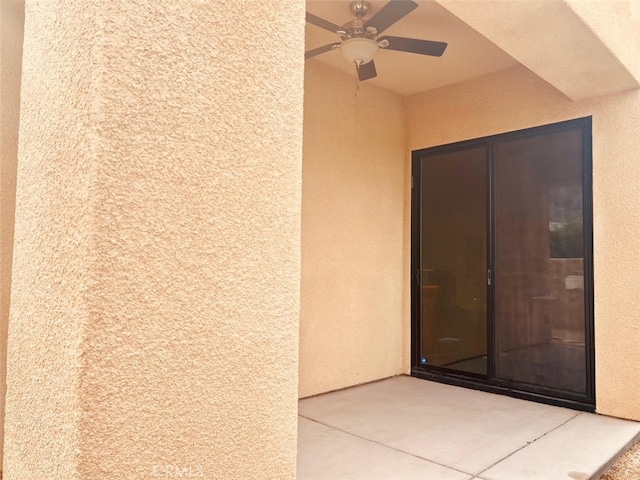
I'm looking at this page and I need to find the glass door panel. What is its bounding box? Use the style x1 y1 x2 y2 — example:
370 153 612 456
419 147 488 375
493 129 587 394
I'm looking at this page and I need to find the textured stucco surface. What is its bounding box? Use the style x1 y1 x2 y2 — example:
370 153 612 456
406 65 640 421
300 60 406 398
4 0 92 477
565 0 640 83
0 0 24 472
5 1 304 479
435 0 640 100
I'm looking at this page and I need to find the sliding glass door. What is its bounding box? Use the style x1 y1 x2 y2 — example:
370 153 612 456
411 118 594 408
493 129 588 395
418 146 488 376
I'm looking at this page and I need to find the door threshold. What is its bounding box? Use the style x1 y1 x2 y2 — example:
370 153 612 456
411 368 595 412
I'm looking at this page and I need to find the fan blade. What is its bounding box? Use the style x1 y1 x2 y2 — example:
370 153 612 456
357 60 377 81
305 43 341 60
379 36 447 57
306 12 342 34
365 0 418 35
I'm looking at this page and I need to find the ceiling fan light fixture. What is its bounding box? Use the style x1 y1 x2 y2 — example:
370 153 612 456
340 37 379 65
305 0 448 82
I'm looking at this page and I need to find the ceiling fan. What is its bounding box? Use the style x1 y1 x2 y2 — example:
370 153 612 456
305 0 448 81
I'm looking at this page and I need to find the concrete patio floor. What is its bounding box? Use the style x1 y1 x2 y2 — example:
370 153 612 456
297 376 640 480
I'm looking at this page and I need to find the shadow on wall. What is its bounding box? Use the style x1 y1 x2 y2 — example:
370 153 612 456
0 0 25 473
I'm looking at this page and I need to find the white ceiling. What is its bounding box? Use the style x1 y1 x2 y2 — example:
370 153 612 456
305 0 519 96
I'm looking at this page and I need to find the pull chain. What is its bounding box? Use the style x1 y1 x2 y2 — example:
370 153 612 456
354 62 361 99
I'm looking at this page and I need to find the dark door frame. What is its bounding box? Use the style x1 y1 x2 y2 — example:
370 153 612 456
410 117 595 412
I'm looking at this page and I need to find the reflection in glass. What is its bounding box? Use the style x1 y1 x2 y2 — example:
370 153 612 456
494 129 587 394
549 186 583 259
419 147 487 375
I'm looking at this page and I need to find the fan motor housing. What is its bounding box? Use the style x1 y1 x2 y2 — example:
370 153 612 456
341 19 377 39
341 1 379 40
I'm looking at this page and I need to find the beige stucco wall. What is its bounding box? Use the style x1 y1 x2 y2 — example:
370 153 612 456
4 1 304 479
565 0 640 83
406 65 640 421
0 0 24 472
434 0 639 101
300 60 406 398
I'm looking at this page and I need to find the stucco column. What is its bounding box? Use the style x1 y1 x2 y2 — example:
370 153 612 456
4 1 304 479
